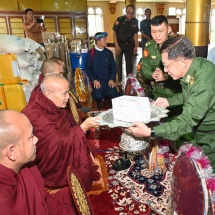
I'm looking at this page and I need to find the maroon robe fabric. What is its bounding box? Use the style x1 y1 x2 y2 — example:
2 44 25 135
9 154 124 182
22 89 100 191
28 74 44 103
29 74 97 155
0 164 77 215
29 74 82 126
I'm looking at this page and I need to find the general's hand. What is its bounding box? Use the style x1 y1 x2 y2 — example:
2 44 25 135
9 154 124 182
80 117 99 133
125 122 151 138
93 80 101 89
152 68 167 82
154 97 169 108
108 80 116 88
115 45 121 55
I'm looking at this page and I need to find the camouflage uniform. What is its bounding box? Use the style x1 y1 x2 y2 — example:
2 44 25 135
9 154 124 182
141 39 182 100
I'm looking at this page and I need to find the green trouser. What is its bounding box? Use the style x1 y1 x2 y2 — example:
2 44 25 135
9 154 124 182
194 131 215 173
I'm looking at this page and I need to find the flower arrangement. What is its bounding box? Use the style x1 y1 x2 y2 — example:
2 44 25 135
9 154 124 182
179 143 215 214
127 73 144 97
74 68 89 102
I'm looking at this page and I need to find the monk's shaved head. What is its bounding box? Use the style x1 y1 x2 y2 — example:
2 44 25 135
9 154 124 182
0 110 37 172
0 110 24 151
40 74 68 94
41 59 63 76
40 74 70 108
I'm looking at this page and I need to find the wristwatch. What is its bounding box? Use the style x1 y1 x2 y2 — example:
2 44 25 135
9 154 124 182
151 128 155 137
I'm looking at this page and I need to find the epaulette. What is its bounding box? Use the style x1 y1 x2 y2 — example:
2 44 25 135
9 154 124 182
145 39 154 47
118 16 123 20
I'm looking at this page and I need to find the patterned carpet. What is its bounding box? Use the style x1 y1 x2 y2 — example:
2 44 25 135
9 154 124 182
89 126 178 215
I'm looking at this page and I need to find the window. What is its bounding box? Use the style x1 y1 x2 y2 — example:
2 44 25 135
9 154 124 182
88 7 104 37
209 9 215 49
169 7 176 16
136 8 145 30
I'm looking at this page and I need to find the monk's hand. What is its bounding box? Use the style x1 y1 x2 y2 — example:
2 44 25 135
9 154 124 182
108 80 116 88
80 117 99 132
154 97 169 108
93 80 101 89
125 122 151 138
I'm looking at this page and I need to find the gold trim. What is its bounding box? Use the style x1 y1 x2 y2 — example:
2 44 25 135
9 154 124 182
69 96 80 124
70 173 91 215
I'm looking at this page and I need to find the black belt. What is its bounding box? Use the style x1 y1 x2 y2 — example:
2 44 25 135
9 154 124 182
117 39 134 44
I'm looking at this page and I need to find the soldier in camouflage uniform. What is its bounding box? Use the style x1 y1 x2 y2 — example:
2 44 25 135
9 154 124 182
138 15 182 119
128 36 215 172
137 15 181 102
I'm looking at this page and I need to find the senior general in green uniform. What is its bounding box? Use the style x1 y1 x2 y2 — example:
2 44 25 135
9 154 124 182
128 36 215 172
137 15 181 101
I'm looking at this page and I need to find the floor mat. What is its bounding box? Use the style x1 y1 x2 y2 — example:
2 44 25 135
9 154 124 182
89 126 178 215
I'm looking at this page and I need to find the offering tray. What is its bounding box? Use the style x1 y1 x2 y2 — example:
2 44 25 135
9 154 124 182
119 132 149 152
98 106 169 128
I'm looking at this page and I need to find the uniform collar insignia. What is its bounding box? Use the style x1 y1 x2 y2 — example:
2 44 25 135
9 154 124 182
186 75 191 83
189 76 194 86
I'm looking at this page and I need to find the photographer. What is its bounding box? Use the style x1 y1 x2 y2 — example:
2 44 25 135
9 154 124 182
23 8 47 47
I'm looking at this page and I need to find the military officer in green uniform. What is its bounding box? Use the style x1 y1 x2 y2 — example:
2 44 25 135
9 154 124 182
128 36 215 172
137 15 181 101
113 4 139 84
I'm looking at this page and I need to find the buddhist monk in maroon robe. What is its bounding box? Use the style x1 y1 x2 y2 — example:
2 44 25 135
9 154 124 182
29 59 83 126
0 110 77 215
29 59 97 154
22 74 100 191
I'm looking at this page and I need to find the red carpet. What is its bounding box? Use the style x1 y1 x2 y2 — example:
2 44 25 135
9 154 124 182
89 127 178 215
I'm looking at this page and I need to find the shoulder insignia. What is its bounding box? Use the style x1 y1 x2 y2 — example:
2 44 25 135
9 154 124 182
115 20 119 25
189 76 194 86
118 16 123 19
145 42 150 47
143 49 149 58
151 56 156 59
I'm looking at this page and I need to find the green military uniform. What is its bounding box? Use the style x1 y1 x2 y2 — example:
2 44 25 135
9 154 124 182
154 57 215 172
141 39 182 100
113 16 139 81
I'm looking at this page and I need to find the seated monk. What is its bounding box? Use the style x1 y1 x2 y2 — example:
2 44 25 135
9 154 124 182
22 74 100 191
29 59 97 154
50 56 91 122
0 110 77 215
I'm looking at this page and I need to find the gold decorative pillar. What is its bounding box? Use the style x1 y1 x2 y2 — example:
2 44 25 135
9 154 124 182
156 3 165 15
186 0 211 57
109 3 116 14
